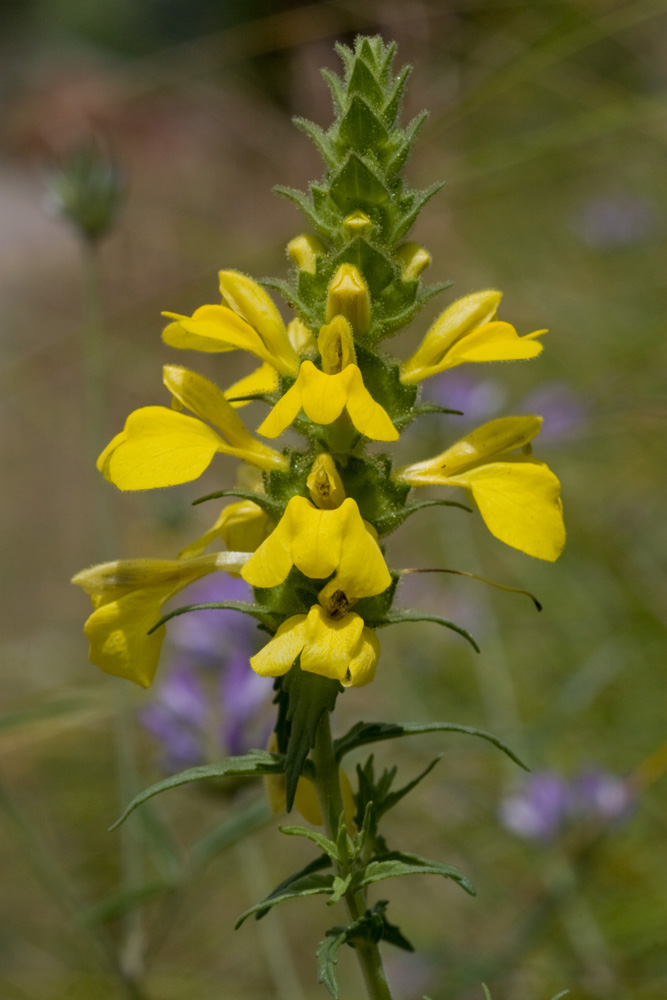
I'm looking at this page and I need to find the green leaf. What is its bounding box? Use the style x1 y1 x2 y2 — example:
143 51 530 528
279 824 339 862
110 751 286 830
79 878 175 927
339 95 389 153
321 68 345 115
373 498 473 535
317 927 347 999
328 873 352 905
482 986 492 1000
382 64 412 126
390 181 444 242
334 720 528 770
294 117 337 169
373 757 441 823
282 664 341 811
234 872 335 929
331 237 395 297
253 853 332 922
346 57 384 107
330 154 390 211
374 610 480 652
191 488 282 517
149 601 280 635
352 850 475 896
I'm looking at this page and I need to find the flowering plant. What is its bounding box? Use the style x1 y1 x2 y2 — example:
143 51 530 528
73 36 565 999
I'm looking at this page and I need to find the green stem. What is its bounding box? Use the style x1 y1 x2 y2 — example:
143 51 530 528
312 713 394 1000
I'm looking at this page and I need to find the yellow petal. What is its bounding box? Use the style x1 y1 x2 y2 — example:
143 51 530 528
287 234 326 274
97 406 225 489
299 605 365 681
224 362 279 408
162 304 266 357
250 615 307 677
447 459 565 561
346 627 380 687
218 270 298 375
400 290 502 383
441 321 544 370
317 316 356 374
179 501 272 559
342 366 399 442
287 317 316 355
293 776 324 825
256 380 304 438
299 363 348 425
395 416 543 485
241 500 303 588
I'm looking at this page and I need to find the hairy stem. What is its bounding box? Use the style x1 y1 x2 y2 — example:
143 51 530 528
312 713 394 1000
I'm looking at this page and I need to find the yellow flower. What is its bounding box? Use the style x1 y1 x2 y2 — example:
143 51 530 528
400 290 544 384
251 605 380 687
162 270 299 376
395 416 565 561
97 365 287 490
241 495 391 600
179 500 273 559
257 317 398 441
72 552 249 687
326 264 371 335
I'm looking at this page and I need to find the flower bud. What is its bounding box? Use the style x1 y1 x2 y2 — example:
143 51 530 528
286 234 326 273
325 264 371 335
317 316 356 374
395 242 431 281
47 143 124 243
307 454 346 510
343 210 372 239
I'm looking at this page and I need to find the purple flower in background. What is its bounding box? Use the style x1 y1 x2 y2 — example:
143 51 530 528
422 371 507 424
500 772 569 841
519 381 588 443
500 767 636 842
572 194 656 249
140 573 273 772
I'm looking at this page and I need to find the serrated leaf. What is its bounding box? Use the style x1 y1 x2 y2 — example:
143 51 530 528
339 95 389 152
279 824 339 862
321 68 345 115
253 853 332 921
331 237 395 297
352 850 475 896
334 719 527 770
274 185 335 238
330 154 390 212
375 610 480 653
110 751 286 830
382 65 411 126
282 664 342 811
390 181 444 242
317 927 347 999
294 117 337 169
384 111 428 176
374 757 441 822
235 872 335 928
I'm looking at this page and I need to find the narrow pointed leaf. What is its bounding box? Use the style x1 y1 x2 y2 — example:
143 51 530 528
110 751 286 830
191 488 282 517
279 824 339 862
334 720 527 770
283 665 342 811
254 853 332 921
149 600 280 634
234 872 335 928
352 850 475 896
317 928 347 999
373 610 480 652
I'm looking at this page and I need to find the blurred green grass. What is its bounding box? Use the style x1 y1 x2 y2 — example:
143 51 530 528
1 1 666 998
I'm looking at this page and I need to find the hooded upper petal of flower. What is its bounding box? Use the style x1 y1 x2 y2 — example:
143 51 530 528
179 500 273 559
162 271 299 376
72 552 250 687
97 366 287 489
250 605 380 687
395 416 565 561
241 495 391 598
400 290 544 383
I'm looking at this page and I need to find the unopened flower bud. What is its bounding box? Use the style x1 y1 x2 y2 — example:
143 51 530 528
307 454 346 510
287 234 326 273
395 242 431 281
47 142 124 243
287 317 316 355
343 210 372 239
325 264 371 335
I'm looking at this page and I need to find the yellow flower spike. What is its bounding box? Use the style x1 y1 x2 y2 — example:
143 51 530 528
224 361 279 408
306 454 346 510
325 263 371 335
219 270 299 375
394 416 565 561
257 361 398 441
317 316 356 374
343 210 372 239
241 496 392 597
287 234 326 274
72 552 249 687
395 242 432 281
400 290 544 384
250 605 380 688
179 500 273 559
287 317 317 355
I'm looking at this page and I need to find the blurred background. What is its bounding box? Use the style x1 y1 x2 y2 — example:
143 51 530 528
1 1 666 998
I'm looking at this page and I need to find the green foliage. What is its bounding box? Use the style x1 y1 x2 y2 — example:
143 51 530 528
280 666 342 810
234 871 337 928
